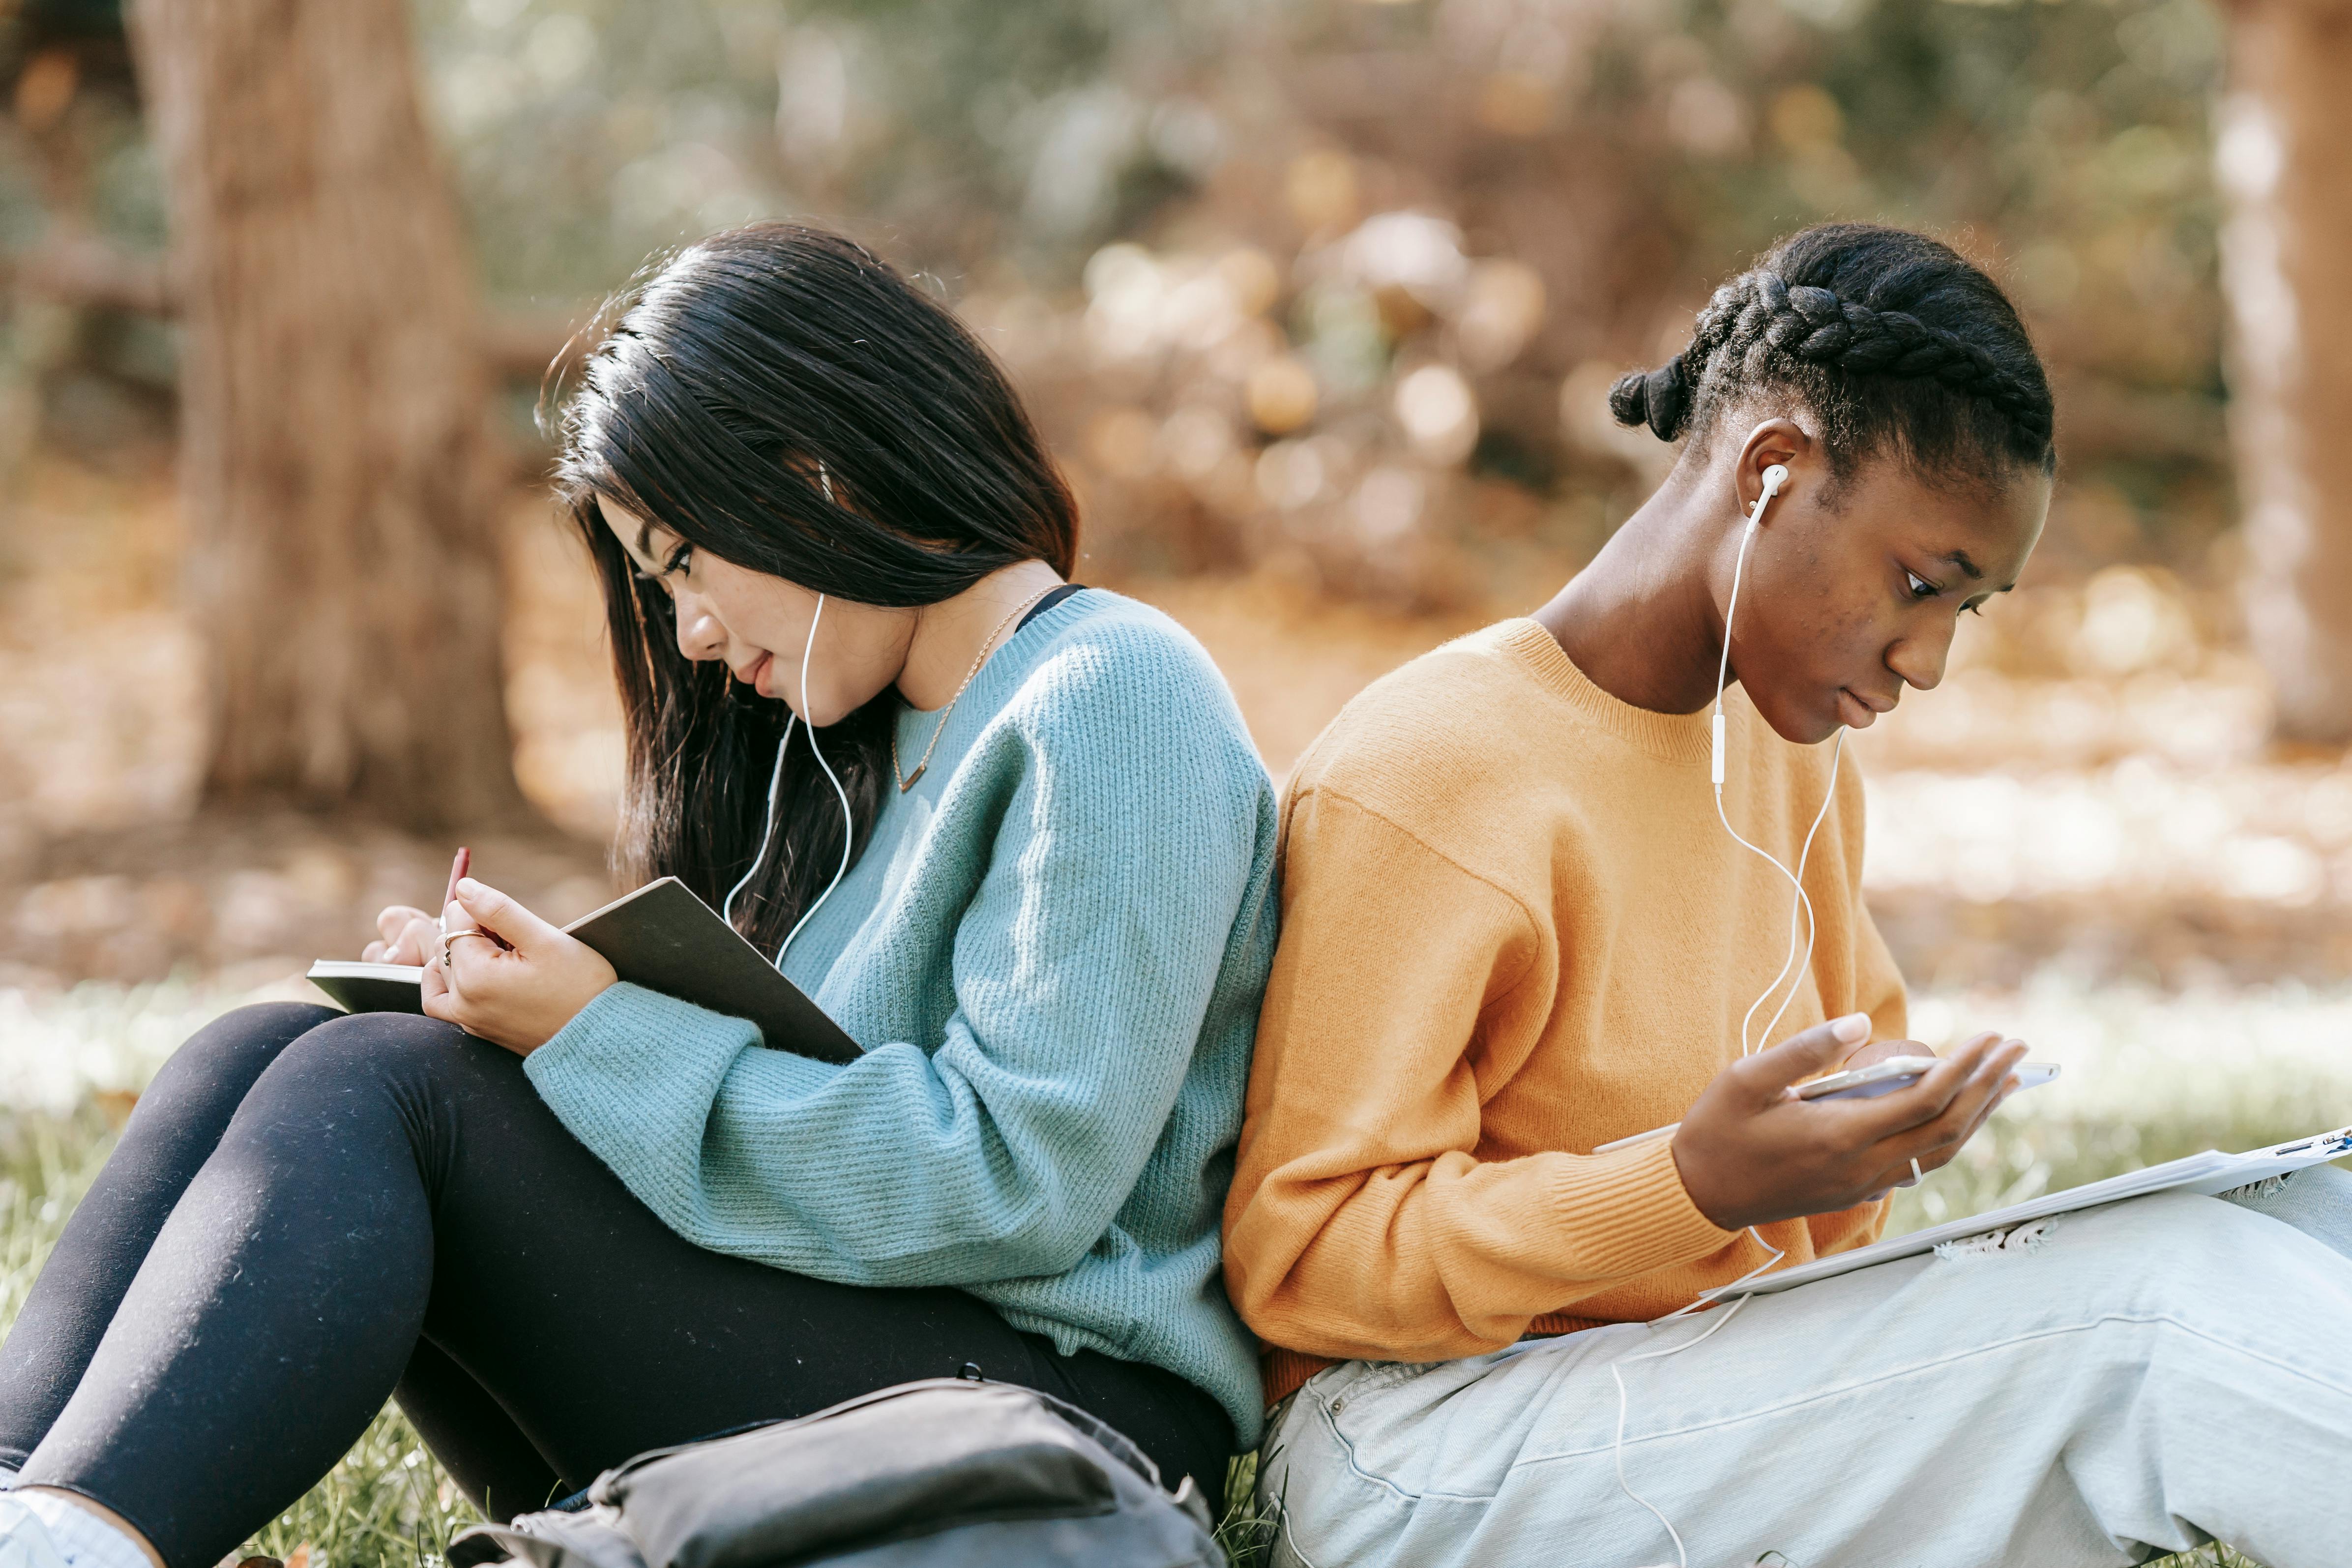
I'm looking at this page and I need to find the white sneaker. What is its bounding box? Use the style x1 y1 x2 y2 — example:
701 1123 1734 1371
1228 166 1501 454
0 1498 70 1568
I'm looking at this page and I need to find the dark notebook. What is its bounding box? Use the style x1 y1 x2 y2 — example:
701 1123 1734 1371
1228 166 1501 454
306 876 862 1064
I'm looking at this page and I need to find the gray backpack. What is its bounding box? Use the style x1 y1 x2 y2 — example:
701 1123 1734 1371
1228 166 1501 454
447 1377 1225 1568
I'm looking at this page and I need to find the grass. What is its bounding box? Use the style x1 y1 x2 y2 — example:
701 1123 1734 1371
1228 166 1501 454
3 976 2342 1567
238 1405 484 1568
0 1115 486 1567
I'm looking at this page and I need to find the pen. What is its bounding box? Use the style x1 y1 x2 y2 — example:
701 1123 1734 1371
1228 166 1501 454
439 847 469 936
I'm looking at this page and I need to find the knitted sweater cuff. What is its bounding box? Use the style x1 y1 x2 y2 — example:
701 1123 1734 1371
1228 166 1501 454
1557 1136 1743 1275
527 981 836 1122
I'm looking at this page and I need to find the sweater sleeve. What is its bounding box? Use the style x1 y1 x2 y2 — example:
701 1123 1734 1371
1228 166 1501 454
1222 789 1739 1363
525 640 1269 1288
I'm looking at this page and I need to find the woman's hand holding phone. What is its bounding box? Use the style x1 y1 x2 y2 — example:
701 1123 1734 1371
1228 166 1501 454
1670 1015 2026 1232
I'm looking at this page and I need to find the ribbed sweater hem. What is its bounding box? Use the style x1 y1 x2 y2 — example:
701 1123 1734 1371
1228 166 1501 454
1255 1139 1735 1410
1260 1309 1629 1407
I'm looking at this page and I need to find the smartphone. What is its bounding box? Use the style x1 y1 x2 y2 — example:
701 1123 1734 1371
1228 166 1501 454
1591 1056 2058 1155
1798 1056 2059 1102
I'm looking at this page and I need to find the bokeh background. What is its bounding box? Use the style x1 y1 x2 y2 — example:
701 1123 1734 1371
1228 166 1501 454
0 0 2347 1560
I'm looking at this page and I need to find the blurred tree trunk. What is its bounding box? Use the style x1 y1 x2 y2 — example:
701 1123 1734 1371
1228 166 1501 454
2220 0 2352 743
127 0 527 826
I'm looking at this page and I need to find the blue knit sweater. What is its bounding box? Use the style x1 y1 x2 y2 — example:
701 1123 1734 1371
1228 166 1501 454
525 590 1279 1442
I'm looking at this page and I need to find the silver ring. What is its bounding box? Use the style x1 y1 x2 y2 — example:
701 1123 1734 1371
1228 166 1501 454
439 928 499 967
1911 1157 1925 1185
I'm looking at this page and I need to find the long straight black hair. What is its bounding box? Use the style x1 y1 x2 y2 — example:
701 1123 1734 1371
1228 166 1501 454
552 224 1080 954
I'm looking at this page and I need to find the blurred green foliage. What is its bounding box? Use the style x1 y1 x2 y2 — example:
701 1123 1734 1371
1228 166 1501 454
0 0 2241 593
404 0 2228 385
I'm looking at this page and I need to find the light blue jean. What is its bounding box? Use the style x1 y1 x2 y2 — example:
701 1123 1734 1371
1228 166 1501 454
1262 1167 2352 1568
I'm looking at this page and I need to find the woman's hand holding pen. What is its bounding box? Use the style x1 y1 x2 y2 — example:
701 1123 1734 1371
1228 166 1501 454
414 877 618 1056
360 851 614 1055
368 845 475 967
1670 1014 2026 1232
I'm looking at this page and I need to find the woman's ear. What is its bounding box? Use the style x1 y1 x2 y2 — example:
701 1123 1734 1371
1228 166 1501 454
1732 418 1818 520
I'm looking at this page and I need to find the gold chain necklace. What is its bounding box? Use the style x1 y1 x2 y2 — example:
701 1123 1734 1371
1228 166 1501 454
891 584 1060 793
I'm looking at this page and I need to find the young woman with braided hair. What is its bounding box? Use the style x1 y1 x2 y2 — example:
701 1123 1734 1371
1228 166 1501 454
1224 223 2352 1568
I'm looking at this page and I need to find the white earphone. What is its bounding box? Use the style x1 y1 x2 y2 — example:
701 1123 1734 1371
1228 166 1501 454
721 465 858 972
1610 459 1853 1568
1708 459 1841 1061
1708 462 1788 788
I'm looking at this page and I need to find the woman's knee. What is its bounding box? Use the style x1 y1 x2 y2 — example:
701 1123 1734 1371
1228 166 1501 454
240 1010 523 1141
2065 1188 2352 1333
256 1009 473 1090
135 1001 345 1133
2219 1163 2352 1265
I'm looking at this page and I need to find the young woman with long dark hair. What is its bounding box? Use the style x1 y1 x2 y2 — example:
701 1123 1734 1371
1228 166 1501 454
1224 223 2352 1567
0 224 1278 1568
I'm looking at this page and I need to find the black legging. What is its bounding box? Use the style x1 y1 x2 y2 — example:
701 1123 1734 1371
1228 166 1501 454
0 1004 1231 1568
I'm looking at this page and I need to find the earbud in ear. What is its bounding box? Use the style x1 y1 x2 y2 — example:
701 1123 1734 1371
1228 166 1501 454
1745 463 1791 532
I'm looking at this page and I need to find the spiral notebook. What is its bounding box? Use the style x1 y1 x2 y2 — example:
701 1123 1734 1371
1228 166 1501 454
1704 1124 2352 1302
305 876 861 1065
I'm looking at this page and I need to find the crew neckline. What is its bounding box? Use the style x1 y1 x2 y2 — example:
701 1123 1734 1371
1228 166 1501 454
1017 583 1086 632
1493 619 1720 766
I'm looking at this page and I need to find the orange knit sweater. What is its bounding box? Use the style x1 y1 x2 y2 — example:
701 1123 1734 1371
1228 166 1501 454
1222 619 1906 1406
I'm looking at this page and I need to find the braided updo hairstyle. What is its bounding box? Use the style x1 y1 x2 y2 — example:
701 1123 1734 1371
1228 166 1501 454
1611 224 2055 487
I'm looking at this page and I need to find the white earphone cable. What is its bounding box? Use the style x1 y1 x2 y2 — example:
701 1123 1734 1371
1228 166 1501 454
776 592 855 967
1612 465 1854 1567
1709 471 1846 1059
1735 730 1845 1059
721 717 796 932
716 590 857 971
1609 1284 1765 1568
